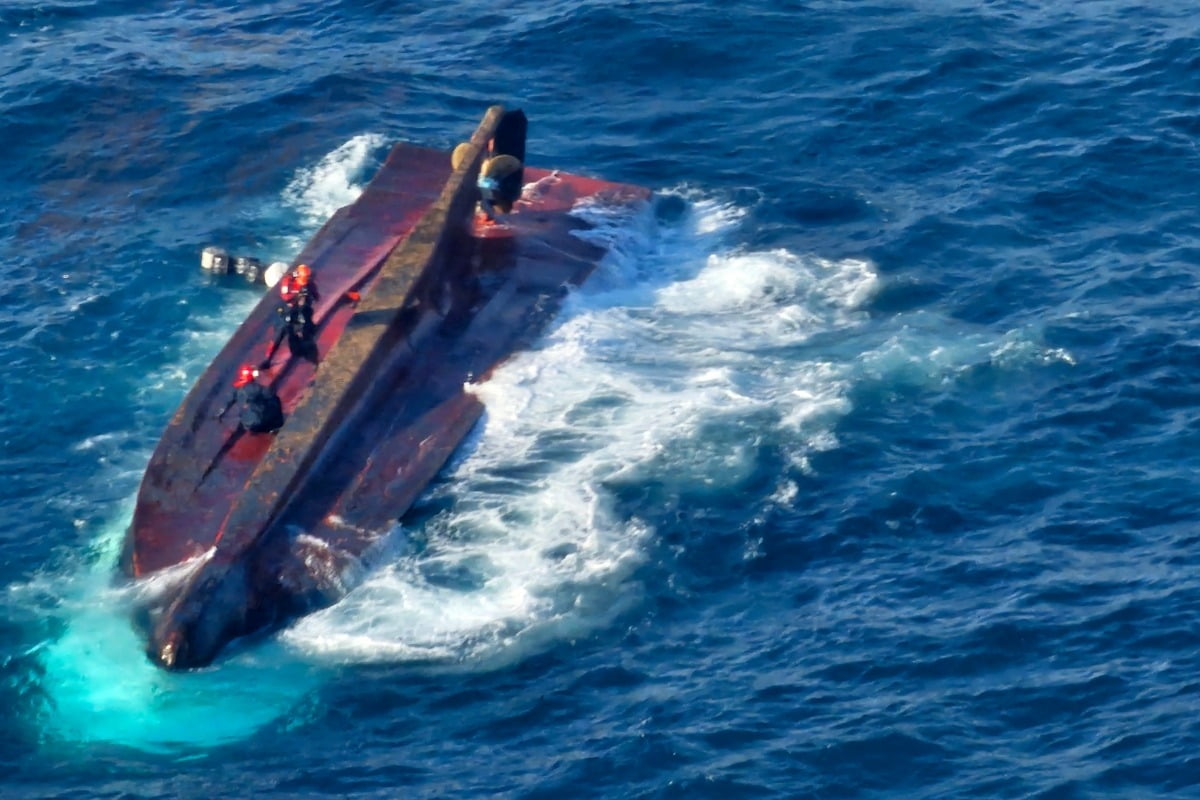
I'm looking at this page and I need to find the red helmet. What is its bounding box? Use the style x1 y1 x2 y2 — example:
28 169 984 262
293 264 312 287
233 364 259 388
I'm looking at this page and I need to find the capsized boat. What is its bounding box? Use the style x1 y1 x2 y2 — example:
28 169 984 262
121 106 650 669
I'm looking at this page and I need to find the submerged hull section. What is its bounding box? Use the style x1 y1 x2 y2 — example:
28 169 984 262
123 107 649 669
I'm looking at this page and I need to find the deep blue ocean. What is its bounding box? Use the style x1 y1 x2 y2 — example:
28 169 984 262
3 0 1200 796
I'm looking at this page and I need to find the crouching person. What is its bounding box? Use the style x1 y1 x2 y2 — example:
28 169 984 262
476 153 523 220
452 142 524 222
217 364 284 434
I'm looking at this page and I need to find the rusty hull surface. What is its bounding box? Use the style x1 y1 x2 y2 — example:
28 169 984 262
125 106 650 669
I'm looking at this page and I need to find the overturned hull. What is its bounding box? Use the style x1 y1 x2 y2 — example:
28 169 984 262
123 107 650 669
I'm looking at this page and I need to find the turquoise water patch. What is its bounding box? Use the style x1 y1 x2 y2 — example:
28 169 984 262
28 507 320 754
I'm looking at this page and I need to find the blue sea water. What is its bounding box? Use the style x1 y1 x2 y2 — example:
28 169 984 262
3 0 1200 796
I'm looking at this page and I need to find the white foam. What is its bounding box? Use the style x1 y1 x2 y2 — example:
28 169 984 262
282 133 387 229
281 190 878 667
274 187 1069 673
855 312 1077 390
990 332 1077 367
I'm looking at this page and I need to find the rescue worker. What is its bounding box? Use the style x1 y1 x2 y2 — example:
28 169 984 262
264 263 320 365
283 263 320 308
217 364 284 434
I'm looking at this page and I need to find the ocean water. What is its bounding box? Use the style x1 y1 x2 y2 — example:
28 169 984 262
2 0 1200 796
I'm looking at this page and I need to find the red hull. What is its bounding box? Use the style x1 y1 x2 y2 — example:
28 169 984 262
126 142 450 575
121 107 649 668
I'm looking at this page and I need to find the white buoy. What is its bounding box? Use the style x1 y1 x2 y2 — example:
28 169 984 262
264 261 290 288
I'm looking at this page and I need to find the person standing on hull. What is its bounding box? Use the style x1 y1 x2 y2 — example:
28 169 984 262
264 263 320 366
217 364 284 434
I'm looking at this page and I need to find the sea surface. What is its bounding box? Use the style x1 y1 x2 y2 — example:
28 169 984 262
2 1 1199 797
